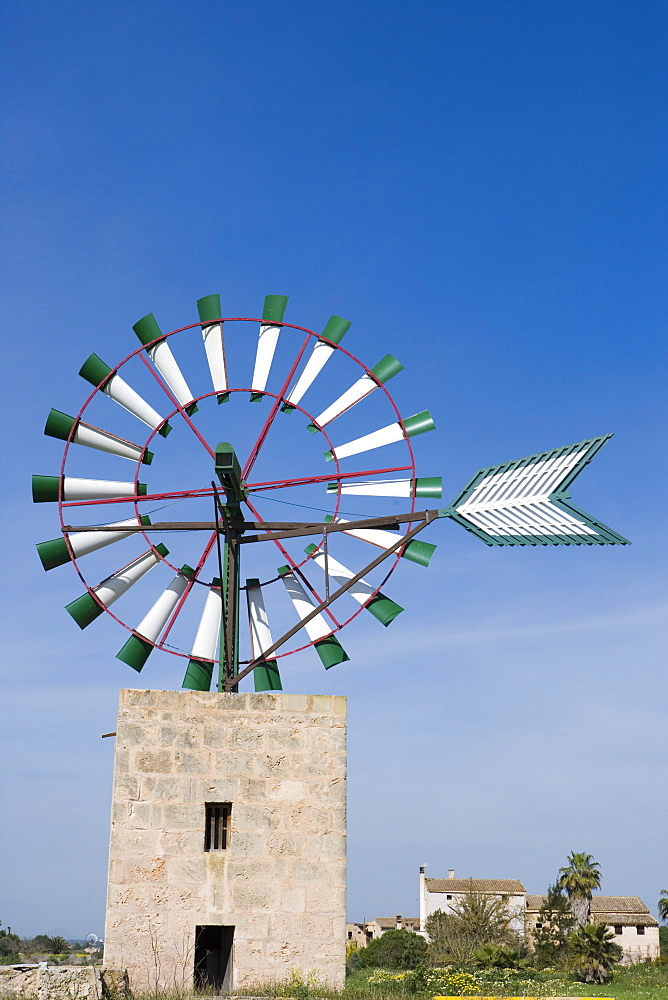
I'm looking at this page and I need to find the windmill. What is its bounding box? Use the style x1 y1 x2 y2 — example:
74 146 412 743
34 294 629 692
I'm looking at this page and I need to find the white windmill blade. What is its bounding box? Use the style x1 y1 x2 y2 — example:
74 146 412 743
277 566 349 669
32 475 147 503
281 316 351 412
250 295 288 401
444 435 630 546
65 543 169 629
304 544 403 626
80 354 172 436
36 515 152 571
325 410 435 463
44 409 153 464
323 516 436 568
133 314 198 414
307 354 403 431
117 564 195 671
326 477 442 498
183 579 223 691
197 294 229 403
245 578 282 690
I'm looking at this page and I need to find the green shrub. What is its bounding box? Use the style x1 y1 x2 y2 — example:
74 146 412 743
358 930 427 970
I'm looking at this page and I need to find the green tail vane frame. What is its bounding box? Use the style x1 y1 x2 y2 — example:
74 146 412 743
33 293 629 693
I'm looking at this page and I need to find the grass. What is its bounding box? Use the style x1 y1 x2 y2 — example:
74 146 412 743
3 963 666 1000
340 964 668 999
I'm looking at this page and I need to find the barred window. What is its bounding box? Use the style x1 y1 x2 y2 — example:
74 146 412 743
636 925 645 935
205 803 231 851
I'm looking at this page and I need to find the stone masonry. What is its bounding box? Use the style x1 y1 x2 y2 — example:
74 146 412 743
0 966 128 1000
103 690 346 992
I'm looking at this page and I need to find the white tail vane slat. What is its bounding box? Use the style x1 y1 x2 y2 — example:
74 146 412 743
133 315 198 413
324 410 435 463
282 316 351 412
444 435 631 546
246 578 282 690
250 295 288 401
307 355 403 432
64 544 169 629
304 544 404 626
79 354 172 436
116 565 194 671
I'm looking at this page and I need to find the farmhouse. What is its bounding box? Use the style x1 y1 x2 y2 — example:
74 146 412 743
417 867 659 966
526 894 660 964
419 866 526 935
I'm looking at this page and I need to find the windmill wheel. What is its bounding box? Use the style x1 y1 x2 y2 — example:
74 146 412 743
33 295 441 692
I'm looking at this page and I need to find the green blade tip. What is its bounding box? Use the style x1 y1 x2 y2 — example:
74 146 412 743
133 313 164 348
262 295 289 324
196 294 222 324
116 633 153 672
32 475 60 503
65 592 104 629
182 658 214 691
314 635 350 669
365 592 404 626
36 537 70 571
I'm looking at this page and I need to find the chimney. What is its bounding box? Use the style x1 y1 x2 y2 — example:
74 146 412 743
419 864 427 932
396 914 402 930
448 869 455 879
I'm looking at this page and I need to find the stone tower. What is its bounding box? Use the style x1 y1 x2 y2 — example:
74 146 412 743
104 689 346 992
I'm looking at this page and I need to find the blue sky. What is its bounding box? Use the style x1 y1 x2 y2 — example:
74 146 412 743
1 0 666 937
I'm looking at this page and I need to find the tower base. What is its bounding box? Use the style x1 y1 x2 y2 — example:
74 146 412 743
103 690 346 992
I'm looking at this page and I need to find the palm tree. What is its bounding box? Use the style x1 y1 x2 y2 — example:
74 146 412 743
558 852 602 928
46 935 70 955
568 923 622 984
659 890 668 923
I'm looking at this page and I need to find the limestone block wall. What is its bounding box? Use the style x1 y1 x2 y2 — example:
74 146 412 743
0 966 125 999
614 925 660 964
104 690 346 992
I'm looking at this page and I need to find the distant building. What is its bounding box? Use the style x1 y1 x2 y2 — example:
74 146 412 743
526 894 660 964
352 868 660 967
419 866 526 936
346 915 421 947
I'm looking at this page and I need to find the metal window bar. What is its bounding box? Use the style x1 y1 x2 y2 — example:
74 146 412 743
205 803 230 851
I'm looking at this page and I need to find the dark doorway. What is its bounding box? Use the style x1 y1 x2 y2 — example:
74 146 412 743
194 925 234 993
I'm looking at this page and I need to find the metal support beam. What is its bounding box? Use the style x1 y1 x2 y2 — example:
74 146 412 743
230 511 439 690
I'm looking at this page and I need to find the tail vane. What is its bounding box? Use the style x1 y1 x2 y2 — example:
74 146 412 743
443 435 630 546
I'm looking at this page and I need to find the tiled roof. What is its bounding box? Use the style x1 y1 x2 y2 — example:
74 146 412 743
591 896 650 915
526 895 657 926
595 913 658 926
425 878 525 894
